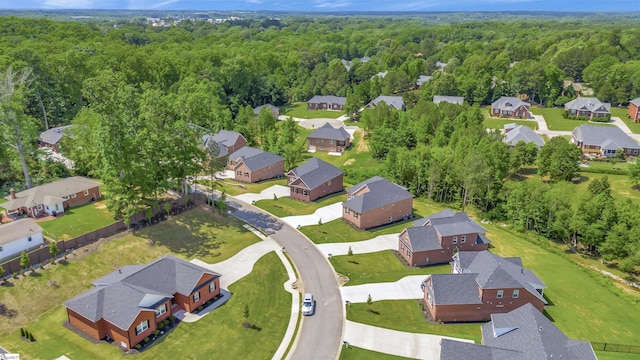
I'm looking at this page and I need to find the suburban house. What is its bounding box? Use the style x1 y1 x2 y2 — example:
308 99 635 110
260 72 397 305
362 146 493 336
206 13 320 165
0 218 44 261
202 130 247 159
433 96 464 105
287 158 343 202
491 97 531 119
503 124 545 148
342 176 413 230
307 123 351 153
564 97 611 120
232 148 284 184
629 97 640 122
253 104 280 118
227 146 265 168
37 125 73 153
64 255 221 350
416 75 431 88
422 250 547 322
398 209 490 267
307 95 347 111
341 56 370 72
367 95 405 111
439 303 596 360
0 177 102 218
571 124 640 157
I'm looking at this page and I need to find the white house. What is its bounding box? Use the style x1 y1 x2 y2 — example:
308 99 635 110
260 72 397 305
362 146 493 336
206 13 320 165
0 218 44 261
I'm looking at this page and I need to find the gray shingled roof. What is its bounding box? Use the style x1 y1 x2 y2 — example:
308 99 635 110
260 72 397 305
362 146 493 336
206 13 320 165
368 95 405 110
308 123 351 141
212 130 244 147
413 208 456 227
504 125 545 148
416 75 431 86
402 226 442 252
440 339 524 360
229 146 264 163
287 157 343 191
38 125 73 146
404 210 489 251
343 176 413 213
307 95 347 106
253 104 279 115
425 273 483 305
491 97 530 112
1 177 101 211
481 303 597 360
64 255 220 331
238 151 284 172
630 97 640 107
433 96 464 105
565 97 611 114
573 124 639 151
0 218 43 246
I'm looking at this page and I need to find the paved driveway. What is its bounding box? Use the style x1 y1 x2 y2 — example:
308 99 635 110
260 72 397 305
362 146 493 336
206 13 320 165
341 275 425 303
280 202 344 228
344 321 473 359
317 233 399 257
234 185 291 203
531 114 549 131
611 116 633 134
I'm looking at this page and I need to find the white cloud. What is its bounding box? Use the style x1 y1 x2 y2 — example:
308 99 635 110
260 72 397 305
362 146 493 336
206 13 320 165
246 0 264 3
41 0 96 8
313 0 351 8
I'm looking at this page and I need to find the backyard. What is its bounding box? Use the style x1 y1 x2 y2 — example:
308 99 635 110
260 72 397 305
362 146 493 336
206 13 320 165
281 102 344 119
611 108 640 134
339 346 412 360
530 107 615 131
483 117 538 130
255 191 345 217
38 200 115 240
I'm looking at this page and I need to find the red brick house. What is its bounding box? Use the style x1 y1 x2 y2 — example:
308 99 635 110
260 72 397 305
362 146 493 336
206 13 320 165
0 177 101 218
287 157 343 202
307 123 351 153
232 149 284 184
491 97 530 119
571 124 640 157
629 97 640 122
202 130 247 159
342 176 413 230
422 250 547 323
398 209 490 267
64 255 221 350
564 97 611 120
307 95 347 111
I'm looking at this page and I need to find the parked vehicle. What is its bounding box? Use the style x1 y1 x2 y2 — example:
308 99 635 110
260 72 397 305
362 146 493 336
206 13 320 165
302 293 314 316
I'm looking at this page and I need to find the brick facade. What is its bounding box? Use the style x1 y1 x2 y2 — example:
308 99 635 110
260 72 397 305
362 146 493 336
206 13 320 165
233 160 284 184
307 137 351 153
492 105 529 119
288 174 343 202
343 197 413 230
398 232 489 267
629 102 640 122
307 102 344 111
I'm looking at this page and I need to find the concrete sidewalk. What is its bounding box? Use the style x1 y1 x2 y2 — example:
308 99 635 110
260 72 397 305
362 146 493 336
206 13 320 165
280 202 343 228
343 321 474 359
317 233 399 257
341 275 425 303
234 185 291 204
611 116 633 134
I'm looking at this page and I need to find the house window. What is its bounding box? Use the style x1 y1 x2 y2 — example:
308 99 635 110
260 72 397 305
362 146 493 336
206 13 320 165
635 149 638 155
62 195 69 200
294 188 299 194
497 290 504 299
407 250 412 257
193 292 200 302
303 190 308 196
461 235 466 243
71 193 77 198
327 180 331 186
0 246 2 251
354 212 359 219
209 282 217 292
345 208 350 214
512 290 519 298
244 173 249 178
55 204 60 211
452 236 458 244
289 177 295 184
83 190 89 196
37 204 43 211
388 216 392 223
135 320 149 335
156 304 167 317
427 291 433 306
237 170 242 175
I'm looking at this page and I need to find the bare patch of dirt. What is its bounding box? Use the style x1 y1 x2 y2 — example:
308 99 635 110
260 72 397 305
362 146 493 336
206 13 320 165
343 159 355 166
356 131 369 152
94 203 107 209
336 273 350 286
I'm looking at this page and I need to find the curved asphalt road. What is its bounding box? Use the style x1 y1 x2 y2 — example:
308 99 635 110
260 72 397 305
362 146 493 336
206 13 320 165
223 195 344 360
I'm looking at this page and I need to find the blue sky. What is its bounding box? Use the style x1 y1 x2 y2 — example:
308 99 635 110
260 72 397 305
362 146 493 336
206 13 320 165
0 0 637 12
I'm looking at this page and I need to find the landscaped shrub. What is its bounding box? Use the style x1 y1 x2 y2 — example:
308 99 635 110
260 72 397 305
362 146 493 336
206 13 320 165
197 305 203 311
28 332 35 342
144 337 150 343
169 315 176 322
134 344 142 349
20 328 25 337
153 330 160 336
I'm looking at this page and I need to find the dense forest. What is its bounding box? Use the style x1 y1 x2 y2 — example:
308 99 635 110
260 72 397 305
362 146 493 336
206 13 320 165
1 15 640 272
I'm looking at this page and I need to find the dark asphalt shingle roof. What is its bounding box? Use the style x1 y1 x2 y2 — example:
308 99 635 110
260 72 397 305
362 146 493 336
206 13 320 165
0 218 43 246
38 125 73 145
402 226 442 252
404 210 489 251
565 97 611 114
229 146 264 163
368 95 405 110
307 95 347 106
491 97 530 112
481 303 597 360
343 176 413 213
425 273 482 305
253 104 279 115
287 157 343 191
572 124 639 151
631 97 640 107
416 75 431 86
308 123 351 141
1 177 101 211
504 125 545 148
440 339 524 360
238 151 284 172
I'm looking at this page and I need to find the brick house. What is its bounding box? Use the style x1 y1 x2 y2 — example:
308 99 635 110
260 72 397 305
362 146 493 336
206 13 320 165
629 97 640 122
564 97 611 120
307 123 351 153
342 176 413 230
0 218 44 261
398 209 490 267
253 104 280 118
571 124 640 157
367 95 405 110
440 303 596 359
422 250 547 323
37 125 73 153
307 95 347 111
232 148 284 184
64 255 221 350
503 125 545 148
202 130 247 159
287 157 343 202
491 97 530 119
0 177 102 218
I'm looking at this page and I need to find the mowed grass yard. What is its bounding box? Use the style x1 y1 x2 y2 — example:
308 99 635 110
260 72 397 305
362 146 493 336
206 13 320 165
483 117 538 130
2 252 290 360
0 208 260 338
340 346 413 360
38 200 115 240
255 191 345 217
611 107 640 134
530 107 615 131
215 178 287 196
281 102 344 119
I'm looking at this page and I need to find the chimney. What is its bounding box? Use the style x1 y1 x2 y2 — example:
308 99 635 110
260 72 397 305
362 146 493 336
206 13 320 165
9 188 16 199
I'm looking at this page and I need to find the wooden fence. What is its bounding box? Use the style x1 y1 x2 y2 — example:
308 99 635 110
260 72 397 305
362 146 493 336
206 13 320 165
1 193 205 276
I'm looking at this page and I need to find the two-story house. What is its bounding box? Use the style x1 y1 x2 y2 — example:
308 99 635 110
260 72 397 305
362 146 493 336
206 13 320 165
287 157 343 202
202 130 247 159
491 97 531 119
307 123 351 153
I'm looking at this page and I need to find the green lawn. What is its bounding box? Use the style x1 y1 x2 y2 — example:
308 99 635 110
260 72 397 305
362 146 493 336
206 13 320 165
0 208 260 337
281 102 344 119
483 118 538 130
340 346 413 360
38 200 115 240
581 160 631 174
611 107 640 134
2 252 290 360
530 107 614 131
596 351 640 360
213 178 287 196
0 197 7 204
255 191 345 217
331 250 449 286
573 172 639 205
346 300 482 343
